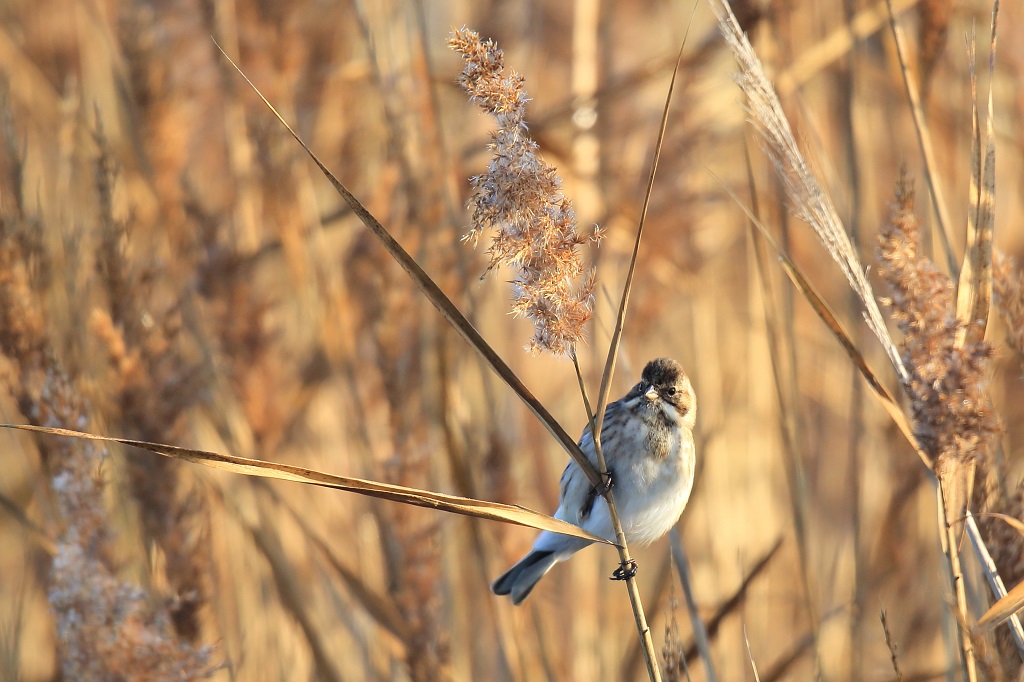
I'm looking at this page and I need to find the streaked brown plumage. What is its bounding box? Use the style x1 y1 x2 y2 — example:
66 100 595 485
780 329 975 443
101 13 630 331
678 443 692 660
491 358 696 604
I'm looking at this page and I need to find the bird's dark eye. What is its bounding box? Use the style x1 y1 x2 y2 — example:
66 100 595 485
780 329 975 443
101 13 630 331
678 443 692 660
667 387 677 396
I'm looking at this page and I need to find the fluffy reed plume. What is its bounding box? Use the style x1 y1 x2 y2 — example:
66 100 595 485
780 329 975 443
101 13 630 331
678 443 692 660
876 175 999 468
709 0 907 382
877 176 1024 673
0 200 212 678
447 27 602 356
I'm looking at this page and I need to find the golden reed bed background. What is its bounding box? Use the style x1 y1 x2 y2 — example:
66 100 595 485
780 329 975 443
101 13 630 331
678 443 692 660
1 0 1023 679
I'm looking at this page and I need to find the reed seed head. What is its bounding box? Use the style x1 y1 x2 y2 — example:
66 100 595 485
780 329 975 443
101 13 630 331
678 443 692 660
448 27 602 356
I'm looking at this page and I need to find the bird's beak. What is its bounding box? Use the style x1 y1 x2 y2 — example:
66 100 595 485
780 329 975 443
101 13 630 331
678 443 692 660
644 385 658 401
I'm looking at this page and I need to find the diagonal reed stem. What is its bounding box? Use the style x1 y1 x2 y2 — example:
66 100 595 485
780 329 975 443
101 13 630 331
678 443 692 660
572 352 660 682
583 8 696 677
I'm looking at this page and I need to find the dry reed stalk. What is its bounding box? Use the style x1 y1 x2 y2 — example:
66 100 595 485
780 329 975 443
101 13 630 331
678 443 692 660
668 528 717 682
878 173 1001 677
449 26 667 681
967 511 1024 663
836 3 867 673
885 0 958 277
881 610 905 682
743 625 762 682
740 136 824 664
709 0 907 383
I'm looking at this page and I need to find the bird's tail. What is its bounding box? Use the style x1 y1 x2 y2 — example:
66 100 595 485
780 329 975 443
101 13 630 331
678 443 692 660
490 550 559 605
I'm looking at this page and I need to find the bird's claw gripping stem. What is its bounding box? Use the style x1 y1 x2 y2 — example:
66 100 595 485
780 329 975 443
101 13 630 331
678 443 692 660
610 559 638 581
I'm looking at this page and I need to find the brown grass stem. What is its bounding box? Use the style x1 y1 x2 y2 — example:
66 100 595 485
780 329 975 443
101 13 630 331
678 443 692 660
884 0 958 277
213 40 605 491
967 511 1024 658
880 610 905 682
669 528 718 682
938 484 978 681
571 352 661 682
593 32 689 424
583 14 695 679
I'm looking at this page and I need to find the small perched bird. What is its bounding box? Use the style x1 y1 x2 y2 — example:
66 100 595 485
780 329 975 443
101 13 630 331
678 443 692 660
491 358 697 605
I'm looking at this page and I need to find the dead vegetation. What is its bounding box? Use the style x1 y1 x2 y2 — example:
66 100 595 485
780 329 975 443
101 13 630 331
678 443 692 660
1 0 1023 680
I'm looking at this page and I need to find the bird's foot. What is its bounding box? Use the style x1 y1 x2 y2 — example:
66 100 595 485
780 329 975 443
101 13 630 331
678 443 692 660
596 470 614 496
610 559 638 581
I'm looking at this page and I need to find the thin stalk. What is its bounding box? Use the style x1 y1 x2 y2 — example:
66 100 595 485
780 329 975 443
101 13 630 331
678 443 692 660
571 352 661 682
744 625 762 682
885 0 958 277
837 8 865 670
966 511 1024 658
213 41 605 491
669 528 718 682
937 483 977 681
582 9 696 679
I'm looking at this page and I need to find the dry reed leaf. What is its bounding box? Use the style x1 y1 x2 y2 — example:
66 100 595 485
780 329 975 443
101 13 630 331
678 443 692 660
954 9 998 348
976 512 1024 537
717 178 930 468
0 424 612 544
210 41 604 489
979 578 1024 630
886 0 958 276
713 0 908 384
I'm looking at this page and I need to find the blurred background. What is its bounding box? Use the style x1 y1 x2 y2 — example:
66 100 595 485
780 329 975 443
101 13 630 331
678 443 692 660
1 0 1022 679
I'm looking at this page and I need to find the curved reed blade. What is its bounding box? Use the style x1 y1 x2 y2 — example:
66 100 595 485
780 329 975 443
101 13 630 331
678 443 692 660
976 512 1024 536
712 0 907 384
716 178 930 469
0 424 612 544
955 4 999 348
978 579 1024 630
211 41 601 488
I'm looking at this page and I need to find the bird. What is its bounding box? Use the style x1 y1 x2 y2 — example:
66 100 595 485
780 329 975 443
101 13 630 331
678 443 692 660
491 357 696 605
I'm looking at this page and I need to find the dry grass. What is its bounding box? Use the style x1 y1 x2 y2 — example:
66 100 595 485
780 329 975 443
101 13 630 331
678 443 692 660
1 0 1024 680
